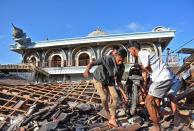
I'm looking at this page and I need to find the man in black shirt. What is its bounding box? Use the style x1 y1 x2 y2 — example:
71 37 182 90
111 45 120 56
83 48 128 127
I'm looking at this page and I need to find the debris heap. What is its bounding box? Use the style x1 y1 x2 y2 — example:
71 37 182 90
0 80 194 130
0 73 29 85
0 81 102 130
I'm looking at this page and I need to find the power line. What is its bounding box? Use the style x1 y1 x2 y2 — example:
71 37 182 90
173 38 194 53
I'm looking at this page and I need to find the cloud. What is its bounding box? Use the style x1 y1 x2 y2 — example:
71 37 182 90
126 22 153 32
126 22 139 31
107 22 152 34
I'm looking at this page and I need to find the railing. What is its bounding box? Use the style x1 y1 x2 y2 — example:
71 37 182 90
43 60 67 68
29 59 90 68
51 61 62 67
23 59 136 68
24 58 136 68
72 59 90 66
162 55 180 66
0 63 49 76
78 59 90 66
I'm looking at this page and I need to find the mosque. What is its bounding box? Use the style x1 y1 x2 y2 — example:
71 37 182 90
9 25 175 82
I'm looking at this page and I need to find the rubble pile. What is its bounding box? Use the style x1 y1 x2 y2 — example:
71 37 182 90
0 73 29 85
0 80 193 130
0 81 102 130
5 99 103 131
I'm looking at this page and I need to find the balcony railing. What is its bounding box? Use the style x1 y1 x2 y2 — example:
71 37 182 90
78 59 90 66
25 58 136 68
72 59 90 66
24 60 89 68
44 60 67 68
162 55 180 66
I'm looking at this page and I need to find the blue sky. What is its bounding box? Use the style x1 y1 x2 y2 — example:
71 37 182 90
0 0 193 64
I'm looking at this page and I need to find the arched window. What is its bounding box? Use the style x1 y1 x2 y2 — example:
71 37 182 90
51 55 61 67
30 57 36 66
79 53 90 66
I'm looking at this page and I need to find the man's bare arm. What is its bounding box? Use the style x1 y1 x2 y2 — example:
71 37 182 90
142 70 147 87
141 70 147 99
117 82 128 103
140 65 152 73
139 65 152 100
83 62 96 78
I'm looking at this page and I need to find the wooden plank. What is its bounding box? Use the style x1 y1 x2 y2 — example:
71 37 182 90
13 100 25 109
0 106 25 113
0 91 55 104
76 82 88 102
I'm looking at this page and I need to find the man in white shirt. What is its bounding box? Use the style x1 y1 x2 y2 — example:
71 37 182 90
128 41 181 131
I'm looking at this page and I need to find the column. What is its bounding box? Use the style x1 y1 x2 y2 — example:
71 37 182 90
96 43 101 59
68 48 72 66
41 50 46 67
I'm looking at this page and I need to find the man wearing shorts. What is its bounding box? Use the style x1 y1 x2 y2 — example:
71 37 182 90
128 41 181 131
83 48 128 127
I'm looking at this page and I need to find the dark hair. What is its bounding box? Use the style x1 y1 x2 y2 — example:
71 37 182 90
117 48 127 58
128 41 141 50
112 45 120 50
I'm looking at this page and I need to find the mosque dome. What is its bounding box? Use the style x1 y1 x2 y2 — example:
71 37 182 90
87 27 109 37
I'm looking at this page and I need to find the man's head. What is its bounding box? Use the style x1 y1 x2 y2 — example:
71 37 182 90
115 48 127 65
128 41 141 57
111 45 120 55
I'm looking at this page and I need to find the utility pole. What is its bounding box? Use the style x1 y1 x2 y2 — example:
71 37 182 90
166 48 170 66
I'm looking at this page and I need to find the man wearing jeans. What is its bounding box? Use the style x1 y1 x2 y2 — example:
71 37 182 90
83 48 128 127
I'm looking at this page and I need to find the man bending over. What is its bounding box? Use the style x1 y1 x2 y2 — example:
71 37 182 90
128 41 181 131
83 48 128 127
